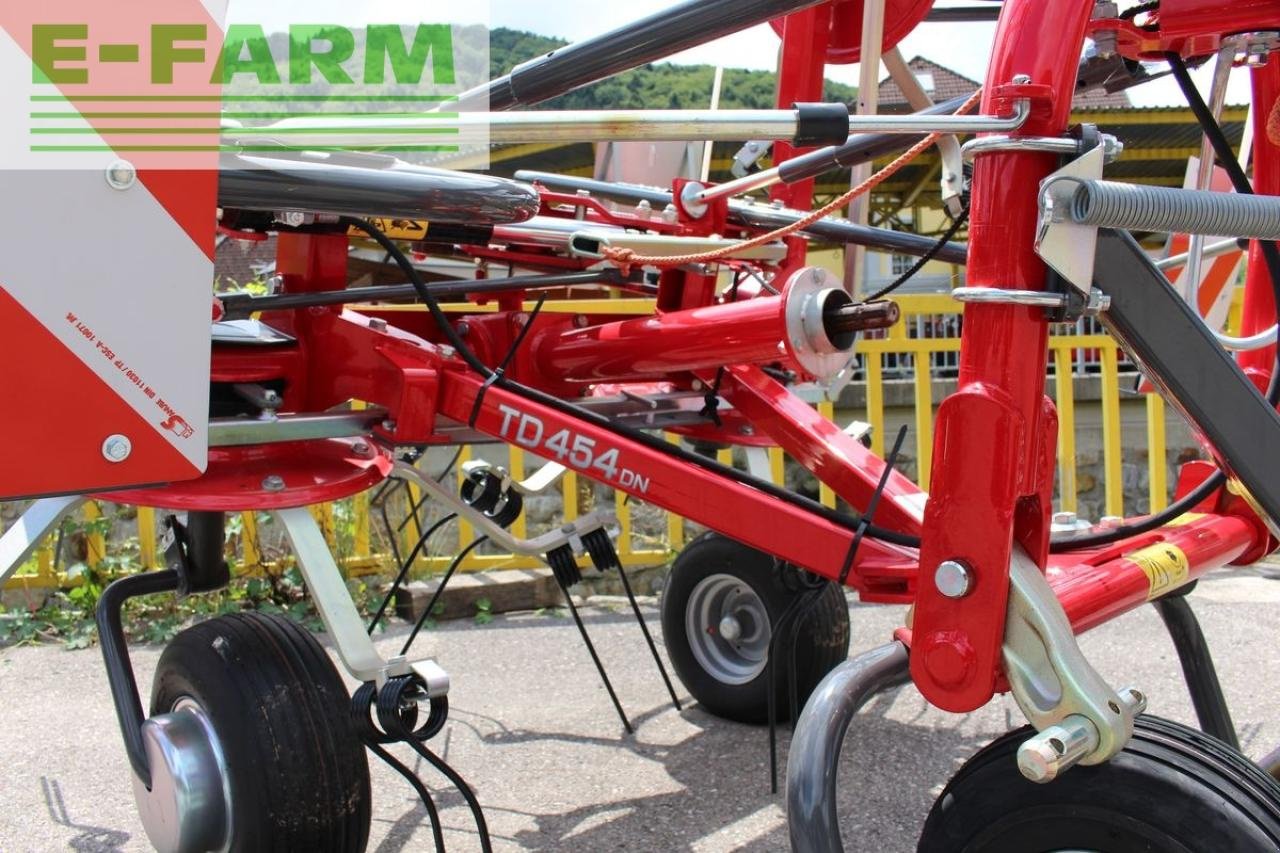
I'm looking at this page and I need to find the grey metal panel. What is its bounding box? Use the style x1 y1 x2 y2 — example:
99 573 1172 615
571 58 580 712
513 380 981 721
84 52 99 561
1095 228 1280 527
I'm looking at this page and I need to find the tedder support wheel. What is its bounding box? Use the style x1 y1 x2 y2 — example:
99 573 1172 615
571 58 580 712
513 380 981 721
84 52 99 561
147 612 371 852
918 715 1280 853
660 532 850 724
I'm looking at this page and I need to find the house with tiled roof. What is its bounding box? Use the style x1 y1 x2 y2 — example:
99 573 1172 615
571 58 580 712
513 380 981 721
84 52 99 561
877 56 1131 112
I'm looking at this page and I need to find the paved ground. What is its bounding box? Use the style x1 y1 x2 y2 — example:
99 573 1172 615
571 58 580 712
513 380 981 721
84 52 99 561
1 565 1279 852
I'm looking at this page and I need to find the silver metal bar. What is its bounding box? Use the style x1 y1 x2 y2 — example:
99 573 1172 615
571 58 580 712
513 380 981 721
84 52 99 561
0 495 86 585
1155 237 1241 271
952 287 1069 309
1186 39 1242 308
569 230 788 262
226 102 1029 149
963 133 1123 162
275 506 407 684
786 641 912 853
883 47 965 213
209 411 388 447
492 216 623 250
694 169 780 206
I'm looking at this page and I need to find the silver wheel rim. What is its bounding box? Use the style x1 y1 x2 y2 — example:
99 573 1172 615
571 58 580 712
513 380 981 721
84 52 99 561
685 573 771 685
170 696 234 853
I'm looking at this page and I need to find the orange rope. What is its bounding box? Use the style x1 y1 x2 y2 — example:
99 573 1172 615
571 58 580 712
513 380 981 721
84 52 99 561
1268 97 1280 149
602 88 984 274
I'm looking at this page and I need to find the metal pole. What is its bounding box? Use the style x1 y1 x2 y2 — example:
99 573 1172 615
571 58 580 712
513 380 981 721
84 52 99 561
787 641 912 853
695 96 970 207
227 105 1027 149
844 0 887 295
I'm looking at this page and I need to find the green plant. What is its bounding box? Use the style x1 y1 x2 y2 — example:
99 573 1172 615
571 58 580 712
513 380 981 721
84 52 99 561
473 597 494 625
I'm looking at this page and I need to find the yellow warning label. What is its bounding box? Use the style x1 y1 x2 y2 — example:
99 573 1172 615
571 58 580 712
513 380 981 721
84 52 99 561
347 218 428 241
1128 542 1190 600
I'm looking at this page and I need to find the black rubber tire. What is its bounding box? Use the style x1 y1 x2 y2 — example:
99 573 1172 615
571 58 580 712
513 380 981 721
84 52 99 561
151 612 371 852
918 714 1280 853
660 532 850 724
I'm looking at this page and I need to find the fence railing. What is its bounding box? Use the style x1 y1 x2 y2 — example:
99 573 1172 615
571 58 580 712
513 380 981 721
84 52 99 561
5 289 1239 591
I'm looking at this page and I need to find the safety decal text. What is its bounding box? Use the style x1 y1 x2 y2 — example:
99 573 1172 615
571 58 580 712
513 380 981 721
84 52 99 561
1128 542 1190 600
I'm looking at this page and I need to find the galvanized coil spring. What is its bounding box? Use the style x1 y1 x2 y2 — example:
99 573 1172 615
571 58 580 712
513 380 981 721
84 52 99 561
1068 180 1280 240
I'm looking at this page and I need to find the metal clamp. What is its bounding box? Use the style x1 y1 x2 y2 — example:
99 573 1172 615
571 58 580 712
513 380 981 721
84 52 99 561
1002 547 1141 782
961 133 1123 163
461 457 568 497
952 286 1110 315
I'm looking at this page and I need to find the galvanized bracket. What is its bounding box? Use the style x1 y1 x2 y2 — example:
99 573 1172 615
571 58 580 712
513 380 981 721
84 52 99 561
1034 144 1106 295
1001 546 1141 781
0 495 87 586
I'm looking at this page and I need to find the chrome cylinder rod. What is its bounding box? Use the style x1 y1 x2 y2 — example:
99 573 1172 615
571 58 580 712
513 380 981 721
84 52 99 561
225 102 1027 149
695 96 973 207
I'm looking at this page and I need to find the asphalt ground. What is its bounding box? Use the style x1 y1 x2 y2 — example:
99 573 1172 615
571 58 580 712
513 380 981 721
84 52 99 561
1 565 1279 852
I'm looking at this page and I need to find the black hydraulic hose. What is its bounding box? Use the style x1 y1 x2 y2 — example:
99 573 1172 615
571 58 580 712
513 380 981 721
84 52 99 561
340 216 922 551
1050 53 1280 551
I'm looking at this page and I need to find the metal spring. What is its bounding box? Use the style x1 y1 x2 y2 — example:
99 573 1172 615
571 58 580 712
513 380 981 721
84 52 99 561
1068 180 1280 240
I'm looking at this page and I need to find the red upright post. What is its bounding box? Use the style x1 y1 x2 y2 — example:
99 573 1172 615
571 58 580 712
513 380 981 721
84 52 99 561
770 5 834 213
909 0 1095 713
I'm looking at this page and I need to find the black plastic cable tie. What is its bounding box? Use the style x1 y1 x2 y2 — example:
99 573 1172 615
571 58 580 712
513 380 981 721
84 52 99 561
700 366 727 427
838 425 909 586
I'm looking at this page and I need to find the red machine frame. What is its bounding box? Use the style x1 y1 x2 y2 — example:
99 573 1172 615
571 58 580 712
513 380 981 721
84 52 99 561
99 0 1280 726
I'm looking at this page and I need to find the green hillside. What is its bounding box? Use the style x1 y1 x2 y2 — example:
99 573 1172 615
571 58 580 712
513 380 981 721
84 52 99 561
487 28 858 110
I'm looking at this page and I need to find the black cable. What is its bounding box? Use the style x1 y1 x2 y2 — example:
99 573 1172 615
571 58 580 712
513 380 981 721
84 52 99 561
1119 1 1159 20
1052 54 1280 551
865 208 970 303
340 216 921 550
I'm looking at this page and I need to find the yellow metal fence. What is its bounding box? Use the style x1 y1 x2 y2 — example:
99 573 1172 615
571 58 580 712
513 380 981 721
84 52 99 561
5 292 1226 591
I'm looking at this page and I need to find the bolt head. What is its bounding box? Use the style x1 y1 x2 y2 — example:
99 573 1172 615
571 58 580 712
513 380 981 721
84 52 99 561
262 475 286 492
935 560 973 599
102 434 132 463
105 160 136 190
352 442 372 458
368 318 388 332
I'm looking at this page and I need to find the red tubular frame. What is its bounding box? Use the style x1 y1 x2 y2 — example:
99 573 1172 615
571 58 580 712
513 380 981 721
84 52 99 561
117 0 1278 724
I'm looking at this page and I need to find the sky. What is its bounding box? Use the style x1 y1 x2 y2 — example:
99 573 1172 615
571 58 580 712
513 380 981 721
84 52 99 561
230 0 1254 109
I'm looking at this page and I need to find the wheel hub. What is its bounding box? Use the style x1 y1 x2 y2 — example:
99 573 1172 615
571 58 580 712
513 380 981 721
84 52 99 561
132 699 231 853
686 573 772 685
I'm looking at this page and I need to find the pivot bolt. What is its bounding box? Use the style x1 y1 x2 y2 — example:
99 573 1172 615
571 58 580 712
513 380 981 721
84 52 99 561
102 435 132 463
262 475 286 492
935 560 973 599
352 442 372 458
105 160 136 191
